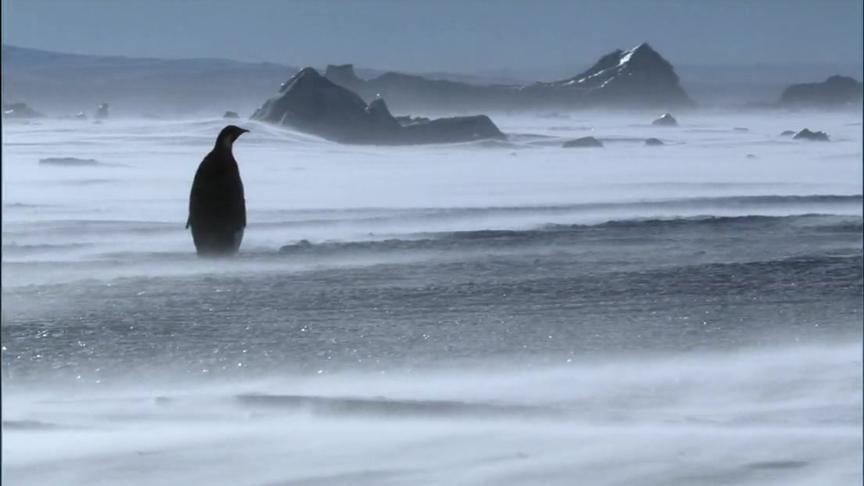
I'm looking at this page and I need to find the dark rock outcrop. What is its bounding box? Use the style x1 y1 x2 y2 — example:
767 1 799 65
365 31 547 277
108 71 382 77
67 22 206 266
563 136 603 148
251 68 505 145
365 98 402 132
2 102 42 119
400 114 503 144
532 43 694 109
645 137 664 146
223 111 240 119
779 76 863 108
780 130 795 136
652 113 678 126
252 68 385 143
792 129 830 142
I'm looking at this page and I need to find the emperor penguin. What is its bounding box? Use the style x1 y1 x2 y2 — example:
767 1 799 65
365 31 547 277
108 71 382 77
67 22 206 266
187 125 248 256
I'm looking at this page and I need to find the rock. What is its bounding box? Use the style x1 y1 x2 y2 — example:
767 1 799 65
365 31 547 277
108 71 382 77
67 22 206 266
2 102 42 119
733 127 749 132
251 67 505 145
779 75 863 108
39 157 102 166
536 42 694 108
94 103 109 120
74 112 87 120
365 98 401 132
746 154 758 159
96 103 109 118
400 115 504 144
279 240 315 254
562 136 603 148
792 129 830 142
252 67 388 143
644 137 664 146
780 130 796 136
652 113 678 126
223 111 240 119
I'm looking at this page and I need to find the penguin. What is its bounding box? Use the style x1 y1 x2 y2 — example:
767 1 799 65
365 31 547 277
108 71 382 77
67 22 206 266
187 125 249 256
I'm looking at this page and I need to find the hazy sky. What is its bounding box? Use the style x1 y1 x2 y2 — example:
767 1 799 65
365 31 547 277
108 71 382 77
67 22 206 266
2 0 862 72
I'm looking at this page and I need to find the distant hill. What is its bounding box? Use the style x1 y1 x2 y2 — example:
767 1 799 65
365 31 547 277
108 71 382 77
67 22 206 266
778 75 863 108
676 63 864 107
1 45 299 116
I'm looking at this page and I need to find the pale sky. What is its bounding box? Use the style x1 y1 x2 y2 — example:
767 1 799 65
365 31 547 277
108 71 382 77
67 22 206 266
2 0 862 72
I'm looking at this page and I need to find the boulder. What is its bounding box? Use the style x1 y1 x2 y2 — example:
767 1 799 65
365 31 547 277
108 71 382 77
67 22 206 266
563 136 603 148
792 129 830 142
2 102 42 119
251 67 505 145
94 103 109 119
223 111 240 119
779 130 796 136
652 113 678 126
779 75 863 108
644 137 664 146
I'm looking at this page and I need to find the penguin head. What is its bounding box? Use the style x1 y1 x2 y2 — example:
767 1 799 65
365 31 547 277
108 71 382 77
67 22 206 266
217 125 249 150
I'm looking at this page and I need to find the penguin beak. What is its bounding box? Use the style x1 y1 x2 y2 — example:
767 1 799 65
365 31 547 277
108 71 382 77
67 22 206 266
240 128 250 134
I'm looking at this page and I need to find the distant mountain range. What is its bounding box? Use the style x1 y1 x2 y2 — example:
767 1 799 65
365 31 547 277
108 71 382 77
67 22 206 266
2 44 861 117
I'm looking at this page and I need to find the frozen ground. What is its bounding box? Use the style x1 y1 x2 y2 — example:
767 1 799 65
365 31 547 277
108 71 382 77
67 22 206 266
2 111 862 485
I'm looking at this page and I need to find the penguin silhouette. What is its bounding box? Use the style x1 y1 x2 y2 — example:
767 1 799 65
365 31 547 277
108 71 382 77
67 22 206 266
187 125 248 256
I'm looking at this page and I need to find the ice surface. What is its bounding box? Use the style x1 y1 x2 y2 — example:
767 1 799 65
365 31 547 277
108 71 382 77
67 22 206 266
2 110 862 485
